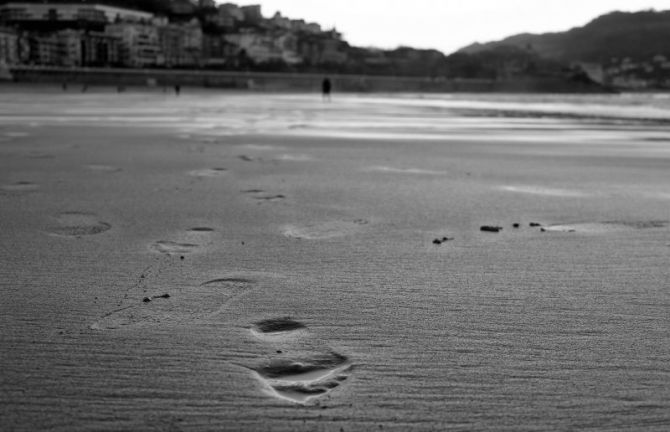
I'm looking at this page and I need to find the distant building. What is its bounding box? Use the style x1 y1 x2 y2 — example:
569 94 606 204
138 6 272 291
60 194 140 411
58 29 81 66
298 34 347 65
202 33 238 66
291 19 322 34
158 20 202 67
0 3 153 29
106 23 162 67
574 62 605 84
270 12 291 30
218 3 244 21
168 0 196 17
198 0 216 9
225 30 299 64
25 32 60 65
81 31 120 66
0 26 18 65
240 5 262 24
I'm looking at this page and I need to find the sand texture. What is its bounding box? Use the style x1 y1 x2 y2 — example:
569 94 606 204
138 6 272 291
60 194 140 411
1 87 669 431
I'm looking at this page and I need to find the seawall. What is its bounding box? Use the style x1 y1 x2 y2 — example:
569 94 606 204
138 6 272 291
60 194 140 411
8 66 610 93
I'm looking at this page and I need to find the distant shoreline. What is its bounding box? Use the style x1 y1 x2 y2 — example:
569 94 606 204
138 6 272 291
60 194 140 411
6 66 614 94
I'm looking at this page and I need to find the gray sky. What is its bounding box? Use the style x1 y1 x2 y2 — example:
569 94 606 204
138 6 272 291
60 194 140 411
231 0 670 54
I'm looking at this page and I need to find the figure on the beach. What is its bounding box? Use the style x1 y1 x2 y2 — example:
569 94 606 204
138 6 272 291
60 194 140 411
174 84 181 96
322 77 332 101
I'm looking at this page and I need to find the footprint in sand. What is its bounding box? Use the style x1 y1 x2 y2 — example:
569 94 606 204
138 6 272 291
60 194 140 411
542 220 669 234
150 226 217 255
250 317 307 339
242 189 287 202
247 318 352 405
47 212 111 237
150 240 200 255
238 155 258 162
91 276 256 330
1 181 39 193
188 227 215 233
282 219 369 240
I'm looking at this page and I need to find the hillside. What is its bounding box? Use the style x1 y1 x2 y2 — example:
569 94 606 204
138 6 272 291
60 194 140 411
459 10 670 63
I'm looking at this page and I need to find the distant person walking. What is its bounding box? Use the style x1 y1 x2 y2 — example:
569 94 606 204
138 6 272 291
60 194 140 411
174 84 181 96
321 77 332 101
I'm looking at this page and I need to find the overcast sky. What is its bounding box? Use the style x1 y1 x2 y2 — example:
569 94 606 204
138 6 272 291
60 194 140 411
231 0 669 54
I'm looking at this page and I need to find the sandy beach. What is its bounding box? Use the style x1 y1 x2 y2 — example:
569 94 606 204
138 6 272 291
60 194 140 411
1 86 669 431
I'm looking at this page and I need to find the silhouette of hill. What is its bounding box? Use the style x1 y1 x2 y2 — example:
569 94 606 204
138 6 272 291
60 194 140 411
458 10 670 63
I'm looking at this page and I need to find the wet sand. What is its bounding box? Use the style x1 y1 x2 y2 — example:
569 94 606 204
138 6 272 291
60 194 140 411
1 87 669 431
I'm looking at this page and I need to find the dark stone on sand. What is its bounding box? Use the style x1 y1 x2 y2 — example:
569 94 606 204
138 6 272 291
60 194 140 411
530 222 542 227
481 226 502 233
144 294 170 303
433 236 454 245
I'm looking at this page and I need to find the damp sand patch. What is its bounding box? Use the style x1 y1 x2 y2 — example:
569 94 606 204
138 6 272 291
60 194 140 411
543 220 669 234
1 181 39 193
282 219 369 240
366 166 444 175
500 185 588 197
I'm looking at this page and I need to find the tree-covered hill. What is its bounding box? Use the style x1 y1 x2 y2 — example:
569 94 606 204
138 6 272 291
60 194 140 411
459 10 670 63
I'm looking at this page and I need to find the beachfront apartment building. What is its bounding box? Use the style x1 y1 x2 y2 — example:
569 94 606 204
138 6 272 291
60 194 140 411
0 25 18 65
106 23 162 67
158 21 202 67
81 31 120 66
0 1 350 70
240 5 262 25
0 3 154 28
